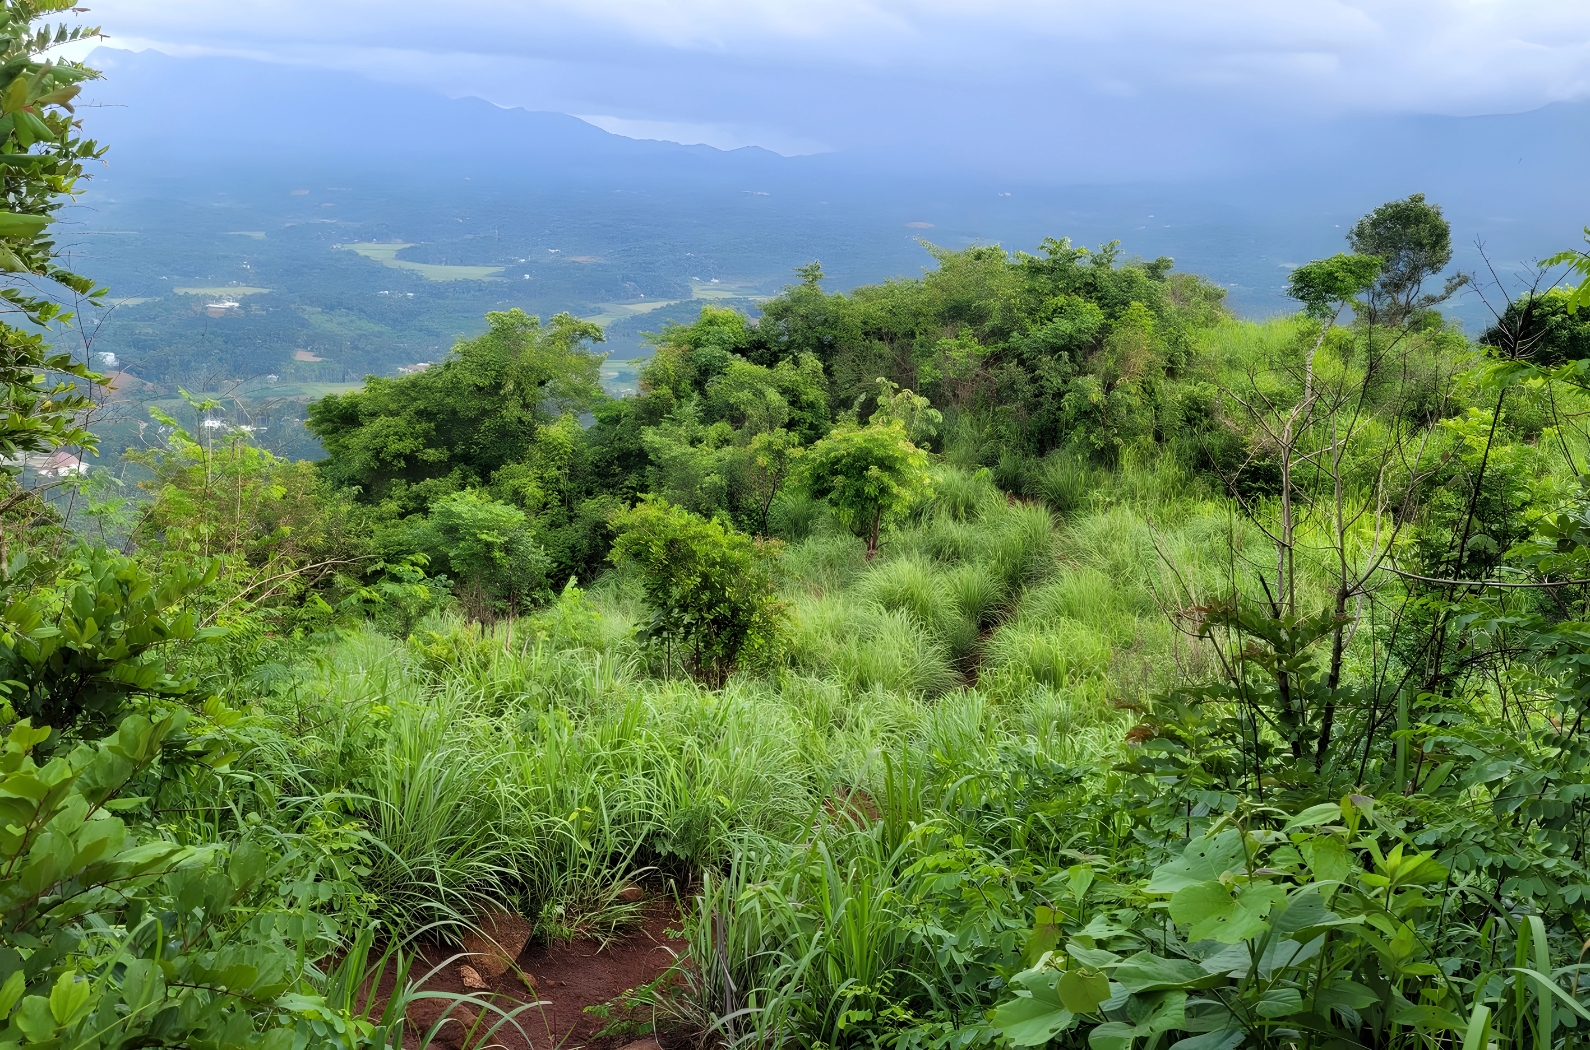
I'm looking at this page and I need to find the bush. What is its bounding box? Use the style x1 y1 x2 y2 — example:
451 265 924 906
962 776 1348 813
609 498 786 686
409 489 551 619
800 420 931 557
0 713 416 1048
0 547 223 744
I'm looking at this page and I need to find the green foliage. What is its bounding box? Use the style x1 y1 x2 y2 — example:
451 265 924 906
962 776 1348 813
0 546 223 742
0 710 430 1049
1285 252 1383 320
1347 192 1465 323
1482 288 1590 363
308 308 606 513
1544 226 1590 316
409 489 550 619
609 497 785 685
801 420 931 557
0 4 108 464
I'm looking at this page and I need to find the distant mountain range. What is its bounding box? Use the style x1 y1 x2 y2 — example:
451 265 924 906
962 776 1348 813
55 46 1590 461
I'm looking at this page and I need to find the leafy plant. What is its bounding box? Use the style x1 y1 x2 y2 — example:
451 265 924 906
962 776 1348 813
801 420 931 558
609 497 785 686
0 546 224 742
0 712 422 1048
0 1 109 466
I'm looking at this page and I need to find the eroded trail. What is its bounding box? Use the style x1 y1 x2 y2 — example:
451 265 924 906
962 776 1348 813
402 904 686 1050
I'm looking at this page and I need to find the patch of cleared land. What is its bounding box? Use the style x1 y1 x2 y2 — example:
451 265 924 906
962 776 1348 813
174 286 271 296
690 284 758 300
339 242 504 281
580 283 765 328
580 299 679 328
293 350 325 362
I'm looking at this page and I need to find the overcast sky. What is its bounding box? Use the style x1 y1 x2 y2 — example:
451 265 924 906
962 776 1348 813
69 2 1590 157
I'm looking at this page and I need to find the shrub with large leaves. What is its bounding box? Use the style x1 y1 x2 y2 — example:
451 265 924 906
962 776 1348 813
990 799 1587 1049
0 712 416 1049
0 546 223 742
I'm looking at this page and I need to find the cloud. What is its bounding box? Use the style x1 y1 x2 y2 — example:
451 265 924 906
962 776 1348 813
71 1 1590 159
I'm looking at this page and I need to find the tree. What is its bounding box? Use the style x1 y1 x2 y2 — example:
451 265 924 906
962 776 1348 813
307 309 605 513
743 428 801 537
608 497 784 686
800 419 930 558
410 489 549 619
865 377 942 445
1347 192 1466 325
0 6 107 470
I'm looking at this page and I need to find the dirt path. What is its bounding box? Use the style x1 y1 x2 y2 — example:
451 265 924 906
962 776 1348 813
403 903 687 1050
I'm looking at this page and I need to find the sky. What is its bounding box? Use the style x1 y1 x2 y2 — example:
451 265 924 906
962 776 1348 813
63 2 1590 161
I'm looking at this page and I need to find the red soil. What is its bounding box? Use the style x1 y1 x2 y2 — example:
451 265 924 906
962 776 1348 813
401 903 687 1050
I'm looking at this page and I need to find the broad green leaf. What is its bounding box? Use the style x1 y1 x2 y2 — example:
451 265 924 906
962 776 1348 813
49 969 90 1026
1300 834 1350 885
1067 944 1123 968
1169 880 1287 943
0 969 24 1016
1284 803 1343 829
1270 887 1328 937
1088 1021 1138 1050
1147 831 1246 894
0 211 47 237
1058 969 1112 1014
1255 987 1303 1017
1128 989 1187 1034
13 995 54 1040
1024 905 1062 964
993 993 1075 1046
1112 952 1214 993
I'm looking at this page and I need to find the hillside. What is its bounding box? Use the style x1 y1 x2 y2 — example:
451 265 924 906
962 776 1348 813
10 14 1590 1050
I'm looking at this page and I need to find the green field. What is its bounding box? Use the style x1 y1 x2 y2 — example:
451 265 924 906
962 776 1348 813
581 282 764 328
173 285 271 296
580 298 679 327
339 241 506 281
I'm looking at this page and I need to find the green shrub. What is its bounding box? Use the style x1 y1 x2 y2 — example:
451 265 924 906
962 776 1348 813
409 489 551 619
610 498 786 686
0 713 423 1049
0 546 224 745
800 420 931 557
